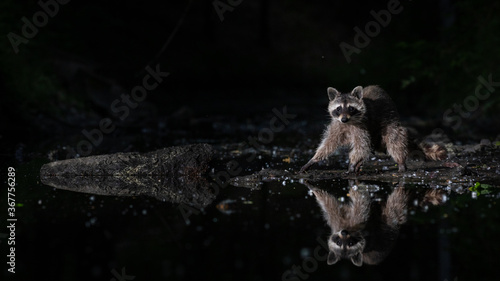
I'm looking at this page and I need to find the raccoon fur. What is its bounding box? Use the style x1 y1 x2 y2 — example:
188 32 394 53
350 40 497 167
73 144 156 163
306 181 408 266
307 181 449 266
300 85 447 173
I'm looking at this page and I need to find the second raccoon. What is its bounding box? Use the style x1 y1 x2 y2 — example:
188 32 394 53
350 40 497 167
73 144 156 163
300 85 447 173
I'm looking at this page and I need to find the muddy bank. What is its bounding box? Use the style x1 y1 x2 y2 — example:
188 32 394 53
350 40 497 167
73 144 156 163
228 142 500 189
39 141 499 206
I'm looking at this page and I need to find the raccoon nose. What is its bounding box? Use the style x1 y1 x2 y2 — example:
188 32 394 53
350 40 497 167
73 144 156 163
341 230 348 236
341 116 348 123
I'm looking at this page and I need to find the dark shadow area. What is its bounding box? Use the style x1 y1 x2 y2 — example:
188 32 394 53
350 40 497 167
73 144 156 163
1 0 500 160
1 0 500 280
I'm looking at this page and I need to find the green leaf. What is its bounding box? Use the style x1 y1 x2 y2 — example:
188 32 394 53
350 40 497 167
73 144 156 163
469 182 492 196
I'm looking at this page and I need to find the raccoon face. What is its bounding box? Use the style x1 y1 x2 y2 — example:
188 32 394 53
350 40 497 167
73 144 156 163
327 86 365 124
331 104 362 123
327 229 366 266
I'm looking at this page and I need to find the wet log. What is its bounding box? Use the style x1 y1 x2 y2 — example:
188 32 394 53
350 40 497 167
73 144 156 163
40 143 216 208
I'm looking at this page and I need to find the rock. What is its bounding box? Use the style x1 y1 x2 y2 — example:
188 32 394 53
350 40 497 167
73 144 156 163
480 138 492 146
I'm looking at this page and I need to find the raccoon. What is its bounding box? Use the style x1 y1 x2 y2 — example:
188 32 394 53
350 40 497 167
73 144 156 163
306 181 408 266
300 85 447 173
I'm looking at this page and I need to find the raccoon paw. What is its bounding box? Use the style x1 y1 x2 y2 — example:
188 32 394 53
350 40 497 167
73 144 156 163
398 163 407 172
300 159 316 173
348 161 363 173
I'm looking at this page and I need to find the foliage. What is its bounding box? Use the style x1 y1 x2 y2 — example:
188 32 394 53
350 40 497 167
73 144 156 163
469 182 492 196
1 0 499 121
393 0 500 114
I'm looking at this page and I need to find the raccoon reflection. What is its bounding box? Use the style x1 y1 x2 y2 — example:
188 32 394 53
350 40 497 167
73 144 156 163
305 181 408 266
307 181 449 266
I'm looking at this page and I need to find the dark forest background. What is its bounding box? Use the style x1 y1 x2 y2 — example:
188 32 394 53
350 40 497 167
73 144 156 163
1 2 500 280
1 0 499 156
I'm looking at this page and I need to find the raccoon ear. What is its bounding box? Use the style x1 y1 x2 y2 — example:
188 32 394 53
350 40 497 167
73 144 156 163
327 251 340 265
351 86 363 99
351 252 363 267
327 87 339 100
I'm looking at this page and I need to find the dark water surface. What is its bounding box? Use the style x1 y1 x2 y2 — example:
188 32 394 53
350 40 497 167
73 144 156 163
4 158 500 281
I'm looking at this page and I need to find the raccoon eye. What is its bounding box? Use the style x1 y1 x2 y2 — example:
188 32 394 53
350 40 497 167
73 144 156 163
332 236 342 246
348 241 354 247
331 107 341 116
348 106 356 114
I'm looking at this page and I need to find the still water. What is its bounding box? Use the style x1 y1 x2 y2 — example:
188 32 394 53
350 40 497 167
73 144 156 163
3 158 499 281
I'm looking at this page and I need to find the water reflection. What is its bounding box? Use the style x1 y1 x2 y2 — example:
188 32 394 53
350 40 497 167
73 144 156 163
304 180 446 266
39 144 216 209
40 170 215 209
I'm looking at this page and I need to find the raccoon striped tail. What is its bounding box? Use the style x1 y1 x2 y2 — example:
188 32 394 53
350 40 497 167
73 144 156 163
418 142 447 161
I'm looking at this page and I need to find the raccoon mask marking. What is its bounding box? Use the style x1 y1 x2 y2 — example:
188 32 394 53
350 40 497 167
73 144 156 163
327 229 366 266
327 86 366 124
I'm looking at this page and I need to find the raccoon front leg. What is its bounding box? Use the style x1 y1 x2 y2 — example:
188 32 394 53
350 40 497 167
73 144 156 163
304 181 343 228
382 186 408 227
347 186 370 226
383 124 408 172
300 124 342 173
347 128 371 173
299 158 317 173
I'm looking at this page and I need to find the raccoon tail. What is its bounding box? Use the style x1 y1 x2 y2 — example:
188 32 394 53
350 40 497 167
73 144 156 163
417 142 448 161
